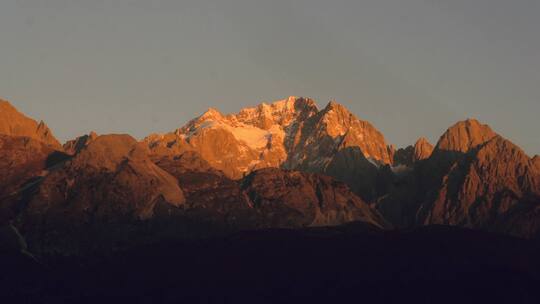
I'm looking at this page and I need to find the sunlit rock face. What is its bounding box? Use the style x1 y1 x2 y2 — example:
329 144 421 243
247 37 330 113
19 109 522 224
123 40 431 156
415 120 540 238
435 119 497 154
533 155 540 171
413 137 434 162
0 100 62 150
144 96 394 200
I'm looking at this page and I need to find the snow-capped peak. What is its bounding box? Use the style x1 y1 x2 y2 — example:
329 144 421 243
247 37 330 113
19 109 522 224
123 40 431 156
145 96 394 179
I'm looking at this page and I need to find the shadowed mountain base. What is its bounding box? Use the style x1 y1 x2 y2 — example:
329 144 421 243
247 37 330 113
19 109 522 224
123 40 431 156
2 224 540 303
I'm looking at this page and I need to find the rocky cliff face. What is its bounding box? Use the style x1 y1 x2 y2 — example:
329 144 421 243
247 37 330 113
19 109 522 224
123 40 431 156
376 119 540 237
153 152 257 229
413 137 434 162
0 100 62 149
415 121 540 237
25 135 185 221
421 136 540 217
394 137 434 167
0 135 68 222
284 101 394 170
63 131 98 155
144 97 393 182
435 119 497 154
533 155 540 171
0 100 66 224
241 168 388 229
154 152 388 230
18 135 187 254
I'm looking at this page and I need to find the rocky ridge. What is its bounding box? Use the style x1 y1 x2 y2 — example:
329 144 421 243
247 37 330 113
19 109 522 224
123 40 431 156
394 137 434 167
0 100 62 149
63 131 98 155
144 97 394 180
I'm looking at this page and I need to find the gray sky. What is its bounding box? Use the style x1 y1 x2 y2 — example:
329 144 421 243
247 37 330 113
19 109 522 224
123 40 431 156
1 0 539 155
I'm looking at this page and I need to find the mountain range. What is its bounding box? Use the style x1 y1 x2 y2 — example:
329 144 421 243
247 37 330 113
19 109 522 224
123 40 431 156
1 96 539 256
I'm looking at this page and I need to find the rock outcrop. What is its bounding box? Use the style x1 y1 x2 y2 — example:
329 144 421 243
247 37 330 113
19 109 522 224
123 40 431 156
0 100 62 149
154 151 388 229
414 120 540 237
394 137 434 167
420 136 540 236
284 101 394 170
23 134 185 224
241 168 388 229
154 152 256 227
533 155 540 171
63 131 98 155
0 135 68 222
413 137 434 162
0 100 68 222
435 119 497 154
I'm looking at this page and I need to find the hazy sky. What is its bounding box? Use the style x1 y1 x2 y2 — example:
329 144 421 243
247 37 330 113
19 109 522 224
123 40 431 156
1 0 539 155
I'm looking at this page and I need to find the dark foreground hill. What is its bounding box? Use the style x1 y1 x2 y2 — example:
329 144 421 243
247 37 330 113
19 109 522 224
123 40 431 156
2 224 540 303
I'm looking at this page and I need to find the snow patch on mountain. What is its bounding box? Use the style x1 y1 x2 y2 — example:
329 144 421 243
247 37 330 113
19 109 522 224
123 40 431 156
225 124 270 150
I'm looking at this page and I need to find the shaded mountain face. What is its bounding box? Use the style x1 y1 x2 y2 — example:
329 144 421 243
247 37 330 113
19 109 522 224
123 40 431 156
0 135 68 222
8 226 539 302
63 131 98 155
0 100 68 223
0 100 62 149
400 120 540 238
23 135 185 224
241 168 388 229
394 137 434 167
153 152 257 229
16 135 185 253
144 97 393 182
283 101 394 170
154 152 387 230
376 119 540 237
15 135 187 255
418 136 540 237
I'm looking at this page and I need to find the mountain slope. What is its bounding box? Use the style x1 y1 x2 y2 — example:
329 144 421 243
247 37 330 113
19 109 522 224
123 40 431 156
19 135 186 254
24 134 185 221
376 119 540 235
0 100 61 149
242 168 388 229
435 119 497 154
0 135 68 222
533 155 540 171
409 119 540 237
154 152 388 230
419 136 540 236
